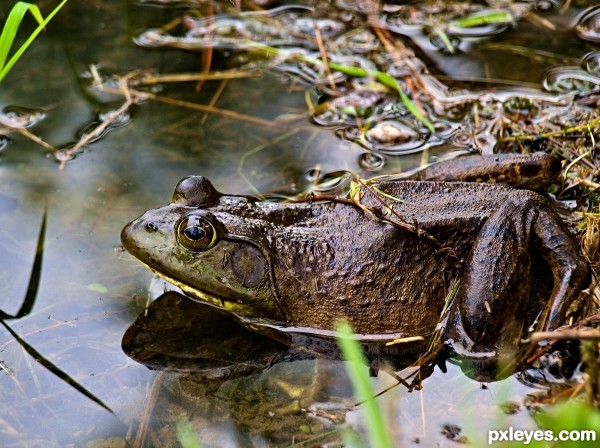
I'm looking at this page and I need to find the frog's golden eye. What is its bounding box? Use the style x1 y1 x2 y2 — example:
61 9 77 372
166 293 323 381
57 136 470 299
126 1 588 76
177 216 218 251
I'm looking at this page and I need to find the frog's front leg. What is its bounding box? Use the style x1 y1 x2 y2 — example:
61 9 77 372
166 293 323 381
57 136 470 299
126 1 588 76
445 191 589 380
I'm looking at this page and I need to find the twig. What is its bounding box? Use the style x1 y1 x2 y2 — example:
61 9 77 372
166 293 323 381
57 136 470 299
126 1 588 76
76 99 132 153
312 21 336 90
367 12 431 121
57 72 145 168
354 177 450 253
523 10 556 31
146 91 277 128
136 70 262 84
498 116 600 142
196 0 215 92
59 86 134 169
133 371 167 448
560 0 572 15
201 79 229 125
385 336 424 346
531 329 600 342
15 128 57 151
102 85 277 128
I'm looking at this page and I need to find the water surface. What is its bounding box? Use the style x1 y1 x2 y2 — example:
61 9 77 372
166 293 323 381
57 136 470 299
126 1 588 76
0 0 597 446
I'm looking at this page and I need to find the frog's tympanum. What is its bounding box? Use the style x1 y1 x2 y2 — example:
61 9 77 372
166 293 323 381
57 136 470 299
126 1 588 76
121 153 589 380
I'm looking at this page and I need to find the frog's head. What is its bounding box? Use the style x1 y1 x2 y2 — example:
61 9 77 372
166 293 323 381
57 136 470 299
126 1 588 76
121 176 285 321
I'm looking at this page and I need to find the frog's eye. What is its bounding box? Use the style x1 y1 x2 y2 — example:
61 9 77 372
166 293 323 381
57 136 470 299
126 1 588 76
177 216 218 251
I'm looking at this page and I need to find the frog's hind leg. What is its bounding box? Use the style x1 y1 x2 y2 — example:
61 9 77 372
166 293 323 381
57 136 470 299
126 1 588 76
447 196 535 362
446 192 589 380
531 207 589 331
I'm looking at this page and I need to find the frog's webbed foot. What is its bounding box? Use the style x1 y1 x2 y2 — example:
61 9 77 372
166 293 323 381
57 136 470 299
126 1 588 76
445 192 589 381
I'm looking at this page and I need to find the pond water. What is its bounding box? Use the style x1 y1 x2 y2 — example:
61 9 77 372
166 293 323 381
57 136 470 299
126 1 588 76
0 0 598 446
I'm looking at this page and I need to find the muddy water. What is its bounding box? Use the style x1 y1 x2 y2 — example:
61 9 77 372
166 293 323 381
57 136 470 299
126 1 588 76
0 0 597 446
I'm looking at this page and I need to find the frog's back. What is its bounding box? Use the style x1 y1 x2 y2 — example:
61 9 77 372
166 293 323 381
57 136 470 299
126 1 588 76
272 181 542 336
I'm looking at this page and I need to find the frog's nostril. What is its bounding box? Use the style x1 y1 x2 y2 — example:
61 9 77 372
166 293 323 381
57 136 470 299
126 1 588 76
146 222 158 232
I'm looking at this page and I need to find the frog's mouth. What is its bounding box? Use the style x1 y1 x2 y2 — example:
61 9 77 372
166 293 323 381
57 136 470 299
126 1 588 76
138 260 270 318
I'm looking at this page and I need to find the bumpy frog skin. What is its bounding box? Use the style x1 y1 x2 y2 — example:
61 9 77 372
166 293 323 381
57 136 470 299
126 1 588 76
121 153 589 379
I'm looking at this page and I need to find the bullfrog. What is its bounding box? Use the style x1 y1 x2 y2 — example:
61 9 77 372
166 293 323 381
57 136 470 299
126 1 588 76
121 153 589 378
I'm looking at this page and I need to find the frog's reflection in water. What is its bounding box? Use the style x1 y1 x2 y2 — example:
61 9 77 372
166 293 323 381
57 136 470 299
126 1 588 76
122 291 580 446
122 291 435 378
122 291 433 444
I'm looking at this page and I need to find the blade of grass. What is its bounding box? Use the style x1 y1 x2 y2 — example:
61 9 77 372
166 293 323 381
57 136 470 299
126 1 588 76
430 27 456 54
0 2 44 69
0 0 69 82
237 128 300 197
326 61 435 133
249 43 435 132
0 207 112 413
0 319 113 413
327 61 368 78
16 206 45 318
336 321 394 448
372 71 435 133
449 10 513 28
0 208 45 320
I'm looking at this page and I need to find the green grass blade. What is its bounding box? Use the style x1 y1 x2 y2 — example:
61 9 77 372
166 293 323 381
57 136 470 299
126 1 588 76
449 10 513 28
249 43 435 133
336 321 394 448
0 319 113 413
0 2 43 69
328 62 435 132
328 61 369 78
431 27 456 54
0 0 68 82
373 71 435 133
